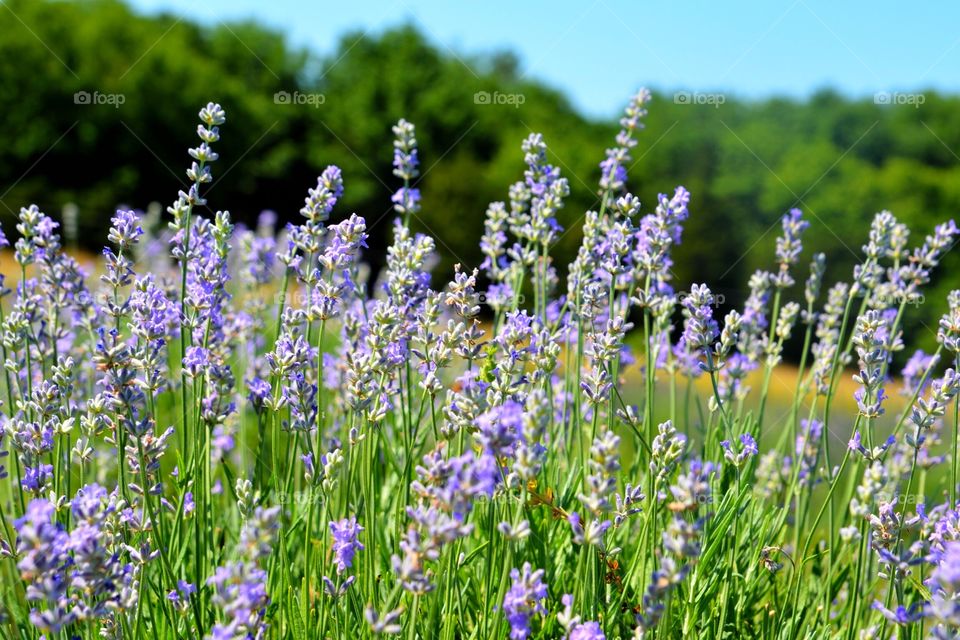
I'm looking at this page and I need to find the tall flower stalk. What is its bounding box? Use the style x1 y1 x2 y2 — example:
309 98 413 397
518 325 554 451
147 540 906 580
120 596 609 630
0 94 957 640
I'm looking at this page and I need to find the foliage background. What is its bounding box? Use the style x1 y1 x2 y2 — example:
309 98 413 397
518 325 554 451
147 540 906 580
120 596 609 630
2 0 959 352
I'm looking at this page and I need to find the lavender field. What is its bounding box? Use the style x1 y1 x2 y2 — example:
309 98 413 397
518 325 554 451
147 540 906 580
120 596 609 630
1 92 959 640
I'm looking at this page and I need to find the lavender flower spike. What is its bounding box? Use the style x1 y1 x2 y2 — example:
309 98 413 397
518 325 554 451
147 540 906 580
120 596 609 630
330 516 365 574
503 563 548 640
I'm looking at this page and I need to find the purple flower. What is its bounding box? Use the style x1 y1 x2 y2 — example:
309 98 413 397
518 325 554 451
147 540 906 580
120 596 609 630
130 275 176 344
773 208 809 288
301 165 344 223
319 214 368 274
392 119 421 218
107 209 144 248
669 459 716 511
635 557 688 633
247 376 272 408
475 400 524 458
940 291 960 353
385 339 409 367
598 89 650 204
633 186 689 291
580 429 620 514
14 204 61 266
71 484 108 522
502 563 548 640
901 349 937 397
795 419 823 485
167 580 196 612
301 453 315 480
330 516 364 574
207 564 270 639
14 499 73 633
721 433 758 468
22 463 54 494
212 426 234 459
65 485 133 620
929 540 960 631
851 309 894 419
680 284 718 356
208 506 279 640
182 345 209 377
871 601 922 625
558 594 605 639
411 450 497 522
392 120 419 180
391 187 421 215
569 622 605 640
245 235 276 285
848 430 896 461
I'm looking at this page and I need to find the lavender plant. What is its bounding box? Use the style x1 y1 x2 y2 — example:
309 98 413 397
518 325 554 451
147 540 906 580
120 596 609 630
0 95 957 640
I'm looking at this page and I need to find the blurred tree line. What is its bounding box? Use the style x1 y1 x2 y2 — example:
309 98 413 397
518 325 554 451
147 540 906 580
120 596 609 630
1 0 959 352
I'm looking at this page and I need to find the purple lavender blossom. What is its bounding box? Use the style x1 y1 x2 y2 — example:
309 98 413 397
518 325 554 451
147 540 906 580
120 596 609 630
558 594 606 639
569 622 605 640
871 601 923 625
721 433 758 468
245 234 277 285
598 89 650 204
207 563 270 639
330 516 364 574
207 506 279 640
580 428 621 515
669 459 716 511
182 345 210 377
940 290 960 353
475 400 524 458
929 540 960 634
848 431 896 461
795 419 823 485
902 349 937 397
680 284 718 356
773 208 809 288
392 119 421 218
502 563 548 640
301 165 344 223
14 499 73 633
246 376 272 409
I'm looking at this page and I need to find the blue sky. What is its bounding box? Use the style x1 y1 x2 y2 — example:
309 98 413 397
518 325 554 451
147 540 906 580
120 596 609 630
129 0 960 118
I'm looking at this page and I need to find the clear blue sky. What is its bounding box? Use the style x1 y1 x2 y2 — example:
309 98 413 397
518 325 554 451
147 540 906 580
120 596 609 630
129 0 960 118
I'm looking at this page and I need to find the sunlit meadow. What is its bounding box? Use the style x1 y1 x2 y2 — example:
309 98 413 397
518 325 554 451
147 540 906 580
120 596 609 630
1 92 959 640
